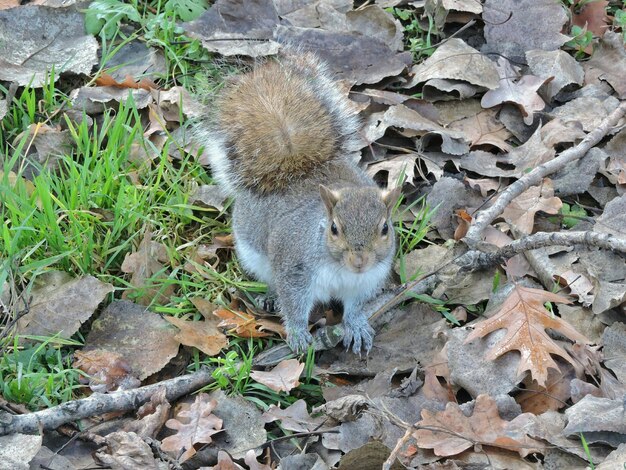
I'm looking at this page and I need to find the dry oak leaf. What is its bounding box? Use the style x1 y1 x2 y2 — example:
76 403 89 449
165 314 228 356
502 179 562 235
250 359 304 393
465 285 590 386
161 393 223 463
413 395 545 458
213 308 285 338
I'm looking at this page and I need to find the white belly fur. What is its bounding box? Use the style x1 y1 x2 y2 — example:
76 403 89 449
235 239 273 284
312 260 390 303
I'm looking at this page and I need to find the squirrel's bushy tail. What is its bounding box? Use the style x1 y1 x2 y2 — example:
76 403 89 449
200 52 361 195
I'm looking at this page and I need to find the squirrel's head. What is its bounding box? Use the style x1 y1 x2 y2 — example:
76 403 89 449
320 185 402 274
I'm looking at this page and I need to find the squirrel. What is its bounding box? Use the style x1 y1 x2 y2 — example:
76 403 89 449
199 52 401 354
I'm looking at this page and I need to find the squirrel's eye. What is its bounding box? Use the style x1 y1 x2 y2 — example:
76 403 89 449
331 222 338 236
381 222 389 236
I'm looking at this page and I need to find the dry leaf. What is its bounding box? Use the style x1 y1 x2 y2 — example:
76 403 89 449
0 6 98 87
95 72 158 90
482 0 568 61
162 394 223 462
165 314 228 356
16 271 114 340
121 229 175 306
481 57 553 125
83 300 180 380
465 285 590 386
413 394 545 457
250 359 304 393
73 349 140 393
214 308 285 338
502 179 562 234
367 154 417 188
262 399 328 433
208 450 245 469
0 433 42 470
95 431 160 470
571 0 609 38
124 387 171 439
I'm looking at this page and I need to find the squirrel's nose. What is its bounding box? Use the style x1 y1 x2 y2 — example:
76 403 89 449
350 252 366 269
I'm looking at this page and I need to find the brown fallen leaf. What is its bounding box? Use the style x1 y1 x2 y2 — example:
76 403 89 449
214 308 285 338
124 387 171 439
481 57 553 125
161 393 223 462
262 399 329 433
502 179 562 234
413 394 545 458
165 314 228 356
95 431 159 469
121 229 175 306
73 349 140 393
83 300 180 380
465 284 590 386
95 72 158 90
571 0 609 38
453 209 472 241
16 271 114 341
250 359 304 393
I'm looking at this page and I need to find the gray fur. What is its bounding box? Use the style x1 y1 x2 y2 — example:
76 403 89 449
197 52 396 353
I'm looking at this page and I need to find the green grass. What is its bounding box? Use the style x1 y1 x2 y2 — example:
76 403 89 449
0 0 430 412
0 3 247 407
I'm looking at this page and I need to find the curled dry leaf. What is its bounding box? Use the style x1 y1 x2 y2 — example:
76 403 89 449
95 431 160 470
250 359 304 393
95 72 158 91
214 308 285 338
161 393 223 463
124 387 171 439
73 349 141 393
165 314 228 356
465 284 590 386
413 394 545 458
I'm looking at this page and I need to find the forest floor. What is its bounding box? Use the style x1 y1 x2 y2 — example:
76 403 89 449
1 0 626 469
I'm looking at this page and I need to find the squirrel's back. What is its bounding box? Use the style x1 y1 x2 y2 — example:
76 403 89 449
201 52 361 195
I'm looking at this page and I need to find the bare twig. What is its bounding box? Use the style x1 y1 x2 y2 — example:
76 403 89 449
464 101 626 246
459 231 626 272
0 369 213 436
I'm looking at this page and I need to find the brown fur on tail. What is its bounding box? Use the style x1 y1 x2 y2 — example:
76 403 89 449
215 59 348 193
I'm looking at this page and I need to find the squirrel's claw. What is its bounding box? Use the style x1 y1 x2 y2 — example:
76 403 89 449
342 320 374 355
286 327 313 354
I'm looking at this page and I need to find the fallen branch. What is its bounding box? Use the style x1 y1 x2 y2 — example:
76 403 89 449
0 368 213 436
464 101 626 247
458 231 626 272
369 230 626 326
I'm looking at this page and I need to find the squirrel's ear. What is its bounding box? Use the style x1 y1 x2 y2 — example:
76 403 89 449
319 184 340 214
382 187 402 213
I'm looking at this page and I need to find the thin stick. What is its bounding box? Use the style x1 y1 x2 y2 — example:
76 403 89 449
464 101 626 246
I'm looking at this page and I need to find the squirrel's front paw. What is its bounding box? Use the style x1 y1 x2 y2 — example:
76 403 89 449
286 327 313 354
342 319 374 355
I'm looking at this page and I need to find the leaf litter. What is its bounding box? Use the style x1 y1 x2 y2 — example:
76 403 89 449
1 0 626 469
